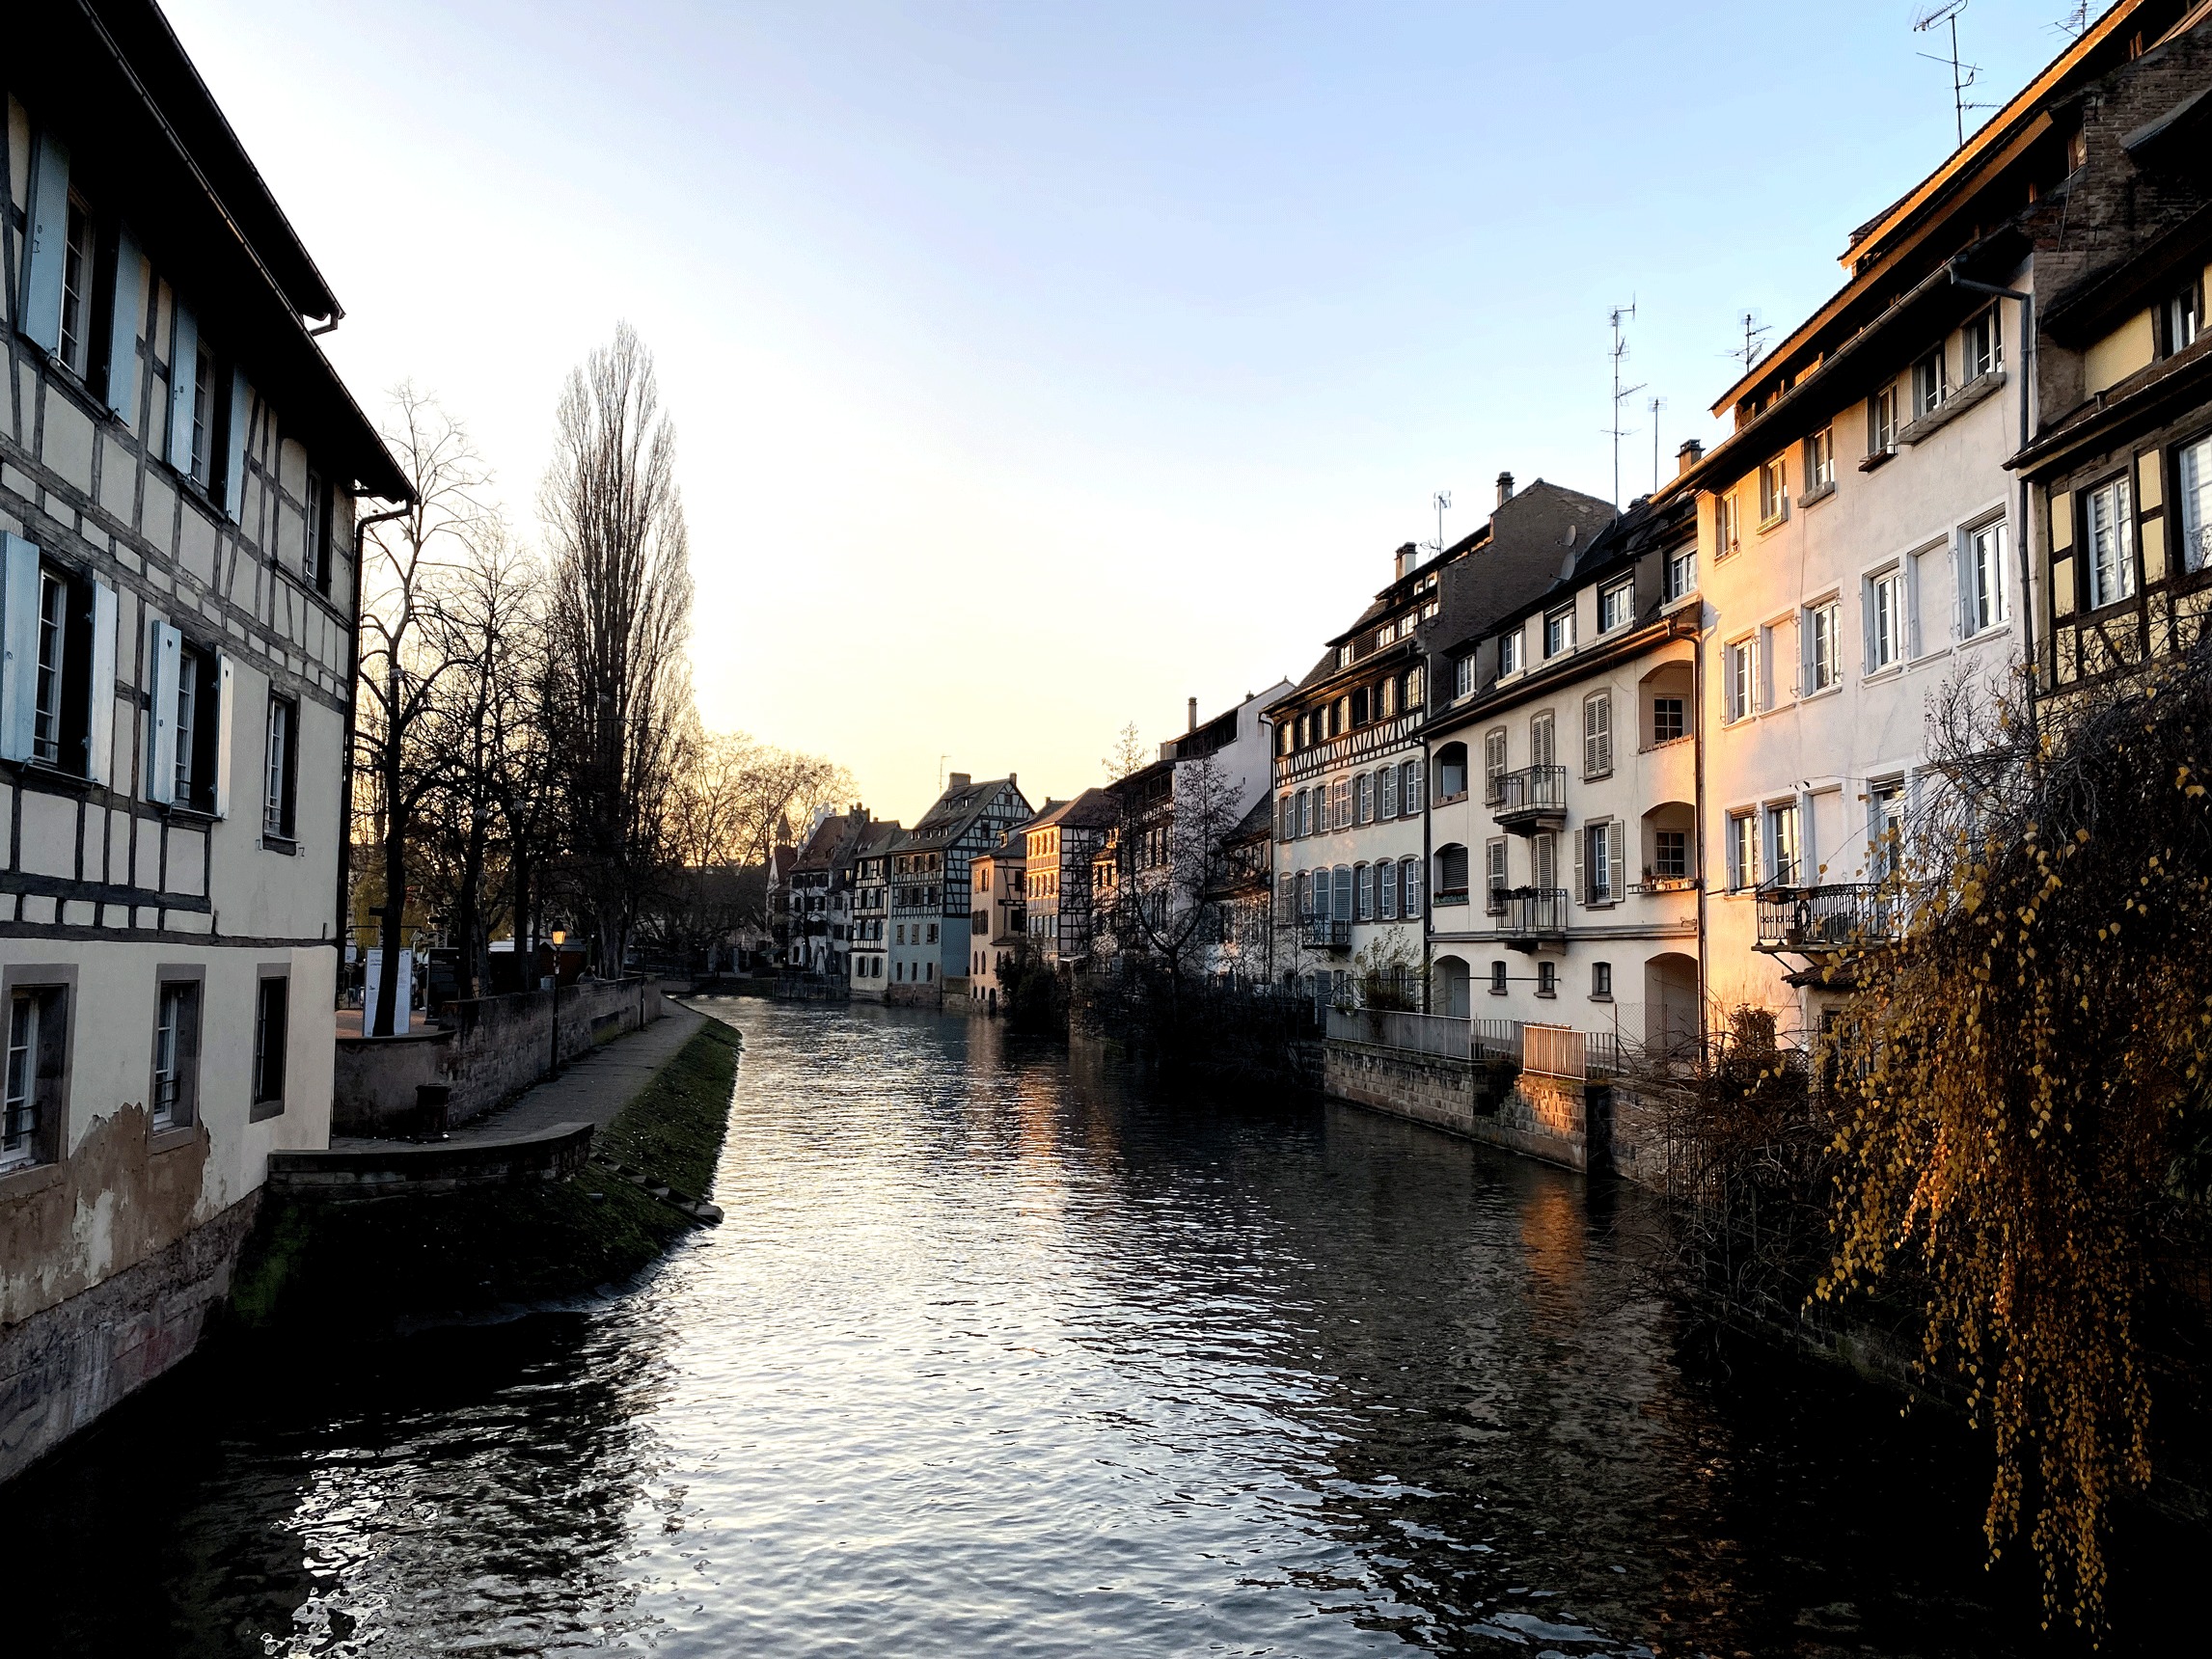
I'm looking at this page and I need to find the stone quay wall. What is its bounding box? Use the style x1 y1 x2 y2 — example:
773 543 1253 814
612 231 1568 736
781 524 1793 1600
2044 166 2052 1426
335 979 664 1136
1323 1039 1608 1175
0 1190 259 1485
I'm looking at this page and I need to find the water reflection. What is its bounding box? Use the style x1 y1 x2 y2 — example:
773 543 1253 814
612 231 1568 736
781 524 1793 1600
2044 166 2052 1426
9 1001 2176 1655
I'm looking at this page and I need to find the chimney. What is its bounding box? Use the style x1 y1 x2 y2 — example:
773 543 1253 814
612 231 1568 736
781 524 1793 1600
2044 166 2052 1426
1495 471 1515 506
948 772 970 791
1187 696 1198 732
1394 541 1419 581
1676 438 1704 478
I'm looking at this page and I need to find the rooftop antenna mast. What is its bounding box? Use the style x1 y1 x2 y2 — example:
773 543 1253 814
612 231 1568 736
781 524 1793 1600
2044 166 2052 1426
1733 311 1771 374
1648 395 1667 496
1914 1 1983 150
938 754 948 793
1425 490 1452 557
1606 302 1645 509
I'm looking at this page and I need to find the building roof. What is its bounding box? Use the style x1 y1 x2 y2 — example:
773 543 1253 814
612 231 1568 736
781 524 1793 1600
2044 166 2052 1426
1024 788 1118 833
898 775 1027 854
26 1 409 500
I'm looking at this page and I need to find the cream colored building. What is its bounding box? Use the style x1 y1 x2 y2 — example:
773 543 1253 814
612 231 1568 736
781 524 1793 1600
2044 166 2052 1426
1 6 406 1481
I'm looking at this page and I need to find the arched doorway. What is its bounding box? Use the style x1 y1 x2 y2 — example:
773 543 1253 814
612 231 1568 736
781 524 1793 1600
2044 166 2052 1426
1643 952 1700 1057
1434 954 1472 1019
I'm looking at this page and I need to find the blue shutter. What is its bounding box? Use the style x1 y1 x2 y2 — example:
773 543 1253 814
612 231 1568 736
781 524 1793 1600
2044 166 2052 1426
87 582 117 785
22 132 69 354
146 618 181 804
167 305 199 475
106 225 145 418
223 369 250 521
0 534 41 762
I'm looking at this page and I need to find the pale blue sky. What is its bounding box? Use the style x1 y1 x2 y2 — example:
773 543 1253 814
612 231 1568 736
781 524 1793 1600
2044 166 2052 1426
166 0 2079 822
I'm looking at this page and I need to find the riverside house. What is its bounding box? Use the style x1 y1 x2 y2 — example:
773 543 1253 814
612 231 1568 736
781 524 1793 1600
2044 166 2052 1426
1019 788 1117 967
888 773 1031 1003
1658 0 2207 1044
966 828 1024 1007
845 819 900 998
0 0 406 1481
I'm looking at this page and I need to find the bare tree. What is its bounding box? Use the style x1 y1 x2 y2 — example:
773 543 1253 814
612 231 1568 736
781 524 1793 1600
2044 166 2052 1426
1099 750 1246 993
1104 721 1149 781
356 387 485 1036
540 324 696 975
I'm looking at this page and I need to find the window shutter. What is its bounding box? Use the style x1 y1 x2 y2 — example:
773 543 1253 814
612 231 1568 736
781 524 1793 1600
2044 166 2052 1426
106 226 145 419
1861 582 1877 673
223 370 251 522
1798 609 1815 695
0 534 43 762
1610 823 1626 904
168 305 199 475
147 618 180 803
1572 828 1586 904
1906 558 1924 659
1405 857 1423 916
1333 866 1352 921
1380 764 1398 819
23 132 70 355
86 581 118 785
212 653 234 820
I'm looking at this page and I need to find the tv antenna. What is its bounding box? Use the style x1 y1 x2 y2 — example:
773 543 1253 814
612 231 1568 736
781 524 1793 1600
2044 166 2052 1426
2051 2 2090 39
1425 490 1452 557
1648 395 1667 496
938 754 948 793
1605 302 1645 509
1914 2 1993 150
1732 311 1771 374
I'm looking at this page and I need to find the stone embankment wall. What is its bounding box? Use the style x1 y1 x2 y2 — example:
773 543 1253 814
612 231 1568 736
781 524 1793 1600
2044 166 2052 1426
1323 1039 1672 1183
335 979 664 1135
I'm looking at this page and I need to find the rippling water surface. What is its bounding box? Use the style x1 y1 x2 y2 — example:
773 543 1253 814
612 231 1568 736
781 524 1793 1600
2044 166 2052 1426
14 1002 2172 1655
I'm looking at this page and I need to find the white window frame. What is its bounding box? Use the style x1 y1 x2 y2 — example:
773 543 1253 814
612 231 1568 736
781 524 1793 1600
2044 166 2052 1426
1758 454 1787 526
1498 630 1523 676
1765 801 1801 888
1962 517 2009 637
1867 566 1905 671
1968 307 2004 379
1598 580 1633 633
2179 434 2212 576
1727 810 1759 892
1664 543 1697 602
2085 475 2135 609
1544 607 1574 658
1807 425 1835 490
1725 637 1756 722
1803 597 1840 694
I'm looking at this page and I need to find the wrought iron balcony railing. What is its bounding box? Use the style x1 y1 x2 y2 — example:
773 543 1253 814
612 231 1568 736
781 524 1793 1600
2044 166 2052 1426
1754 883 1899 952
1303 918 1352 951
1501 886 1569 944
1488 765 1568 830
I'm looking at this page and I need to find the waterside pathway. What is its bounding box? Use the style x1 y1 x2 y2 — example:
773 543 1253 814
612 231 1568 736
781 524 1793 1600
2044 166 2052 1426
9 1000 2187 1655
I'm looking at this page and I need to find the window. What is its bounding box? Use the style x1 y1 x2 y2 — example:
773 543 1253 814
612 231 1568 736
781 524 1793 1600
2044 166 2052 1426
1401 856 1423 916
1297 789 1314 837
150 976 202 1132
1379 764 1399 819
1435 743 1467 801
1537 961 1556 997
1599 580 1633 633
1277 794 1295 842
1664 541 1697 601
1330 776 1351 830
1401 759 1423 816
1583 819 1620 903
1725 638 1756 721
190 342 213 486
1354 772 1373 824
1337 643 1353 669
2179 435 2212 575
1354 864 1373 921
1332 866 1352 921
1964 521 2008 636
1379 858 1398 918
1544 608 1575 657
1453 653 1474 698
1486 839 1508 912
2085 476 2135 608
1529 710 1555 769
1654 829 1688 880
1804 599 1840 692
2160 280 2200 358
1870 779 1905 881
263 695 297 840
1582 692 1612 776
1351 687 1370 727
1591 962 1612 1000
1968 307 2004 379
305 471 333 595
1435 844 1470 902
1380 675 1398 719
1498 630 1523 676
33 568 68 767
1652 694 1685 743
1715 493 1740 558
1727 811 1759 891
2 980 68 1174
1911 347 1947 419
1406 666 1425 708
1806 426 1835 491
1758 455 1788 525
1489 962 1507 995
926 924 938 943
1767 802 1801 886
251 974 285 1113
1484 727 1508 800
1869 568 1905 668
1870 383 1898 454
59 196 97 379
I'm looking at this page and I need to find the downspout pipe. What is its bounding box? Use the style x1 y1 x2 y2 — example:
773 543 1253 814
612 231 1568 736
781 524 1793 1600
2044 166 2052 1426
1948 261 2037 731
339 502 412 978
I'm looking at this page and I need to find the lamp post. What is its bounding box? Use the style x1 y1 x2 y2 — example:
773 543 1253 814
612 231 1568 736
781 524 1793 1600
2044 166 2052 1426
550 928 567 1073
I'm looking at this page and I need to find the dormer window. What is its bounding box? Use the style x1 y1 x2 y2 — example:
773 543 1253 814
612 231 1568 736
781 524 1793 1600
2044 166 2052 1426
1499 631 1524 676
1337 643 1354 669
1599 579 1633 633
1544 608 1574 658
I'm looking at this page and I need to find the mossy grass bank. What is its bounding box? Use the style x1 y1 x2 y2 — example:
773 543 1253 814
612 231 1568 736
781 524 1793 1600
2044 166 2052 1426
230 1014 742 1329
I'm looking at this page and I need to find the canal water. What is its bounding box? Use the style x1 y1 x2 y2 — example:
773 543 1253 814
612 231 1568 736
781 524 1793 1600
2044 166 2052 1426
8 1002 2182 1655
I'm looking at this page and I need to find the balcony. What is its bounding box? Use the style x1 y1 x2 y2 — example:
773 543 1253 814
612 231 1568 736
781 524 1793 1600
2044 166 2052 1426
1303 918 1352 952
1754 884 1899 953
1488 765 1567 832
1501 887 1569 952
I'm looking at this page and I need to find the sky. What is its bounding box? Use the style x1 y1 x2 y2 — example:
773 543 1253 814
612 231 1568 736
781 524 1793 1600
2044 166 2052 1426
162 0 2088 825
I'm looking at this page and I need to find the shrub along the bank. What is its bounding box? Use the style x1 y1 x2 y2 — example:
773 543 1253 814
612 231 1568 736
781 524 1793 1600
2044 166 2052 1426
229 1015 742 1328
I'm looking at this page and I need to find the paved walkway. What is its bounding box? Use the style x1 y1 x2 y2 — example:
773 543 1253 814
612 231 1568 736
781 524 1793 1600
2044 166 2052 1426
329 1003 710 1152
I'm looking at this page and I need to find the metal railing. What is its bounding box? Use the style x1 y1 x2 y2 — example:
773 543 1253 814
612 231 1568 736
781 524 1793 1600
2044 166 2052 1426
1502 887 1570 938
1488 764 1568 816
1325 1008 1620 1079
1303 918 1352 950
1754 883 1898 951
